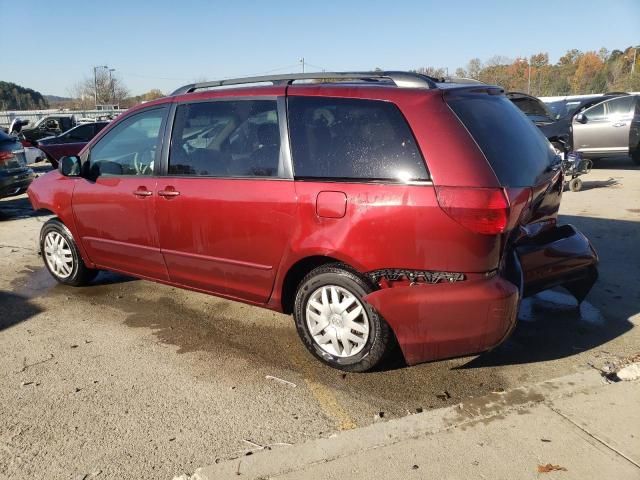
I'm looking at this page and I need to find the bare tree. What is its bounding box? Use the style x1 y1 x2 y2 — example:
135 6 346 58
414 66 446 79
71 69 130 108
454 67 467 78
466 58 482 79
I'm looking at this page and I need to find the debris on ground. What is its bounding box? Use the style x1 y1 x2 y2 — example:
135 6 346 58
615 363 640 381
436 390 451 400
537 464 567 473
265 375 297 388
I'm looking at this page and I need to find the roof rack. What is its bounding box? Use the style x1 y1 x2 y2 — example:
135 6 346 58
170 71 439 96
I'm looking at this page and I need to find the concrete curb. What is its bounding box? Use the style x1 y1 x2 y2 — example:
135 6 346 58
184 369 611 479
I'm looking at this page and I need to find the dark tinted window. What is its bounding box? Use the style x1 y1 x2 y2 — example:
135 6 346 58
169 100 282 177
94 122 109 136
288 97 428 181
66 124 93 141
447 93 557 187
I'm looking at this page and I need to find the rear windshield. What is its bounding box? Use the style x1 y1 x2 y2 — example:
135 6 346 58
447 93 557 187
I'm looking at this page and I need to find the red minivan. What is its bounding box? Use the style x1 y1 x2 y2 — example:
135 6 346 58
27 72 598 372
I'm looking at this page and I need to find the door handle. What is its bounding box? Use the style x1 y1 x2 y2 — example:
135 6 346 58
158 188 180 198
612 122 626 127
133 187 152 197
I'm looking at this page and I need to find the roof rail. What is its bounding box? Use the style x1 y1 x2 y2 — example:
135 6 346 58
170 71 439 96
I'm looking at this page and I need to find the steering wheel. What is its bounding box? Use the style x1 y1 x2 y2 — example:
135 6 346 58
133 148 154 175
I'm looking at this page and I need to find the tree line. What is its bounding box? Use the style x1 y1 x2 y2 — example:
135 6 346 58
415 45 640 96
0 81 49 110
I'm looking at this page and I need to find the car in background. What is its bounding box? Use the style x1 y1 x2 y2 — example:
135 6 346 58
572 94 640 164
509 92 634 160
28 71 598 372
37 122 109 168
0 129 35 200
20 115 76 144
507 92 569 154
544 93 629 120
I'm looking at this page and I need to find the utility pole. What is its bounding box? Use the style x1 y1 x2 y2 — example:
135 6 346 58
300 57 305 73
109 68 116 106
527 56 531 95
632 47 638 76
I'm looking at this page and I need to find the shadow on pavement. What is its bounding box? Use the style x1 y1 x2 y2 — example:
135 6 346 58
591 155 639 170
461 215 638 369
0 195 49 221
576 177 620 191
0 290 43 331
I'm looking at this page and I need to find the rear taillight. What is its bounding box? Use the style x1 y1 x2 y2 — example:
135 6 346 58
20 140 33 148
435 186 509 235
0 151 15 164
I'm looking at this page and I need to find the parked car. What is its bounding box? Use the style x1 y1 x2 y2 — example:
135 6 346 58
0 129 35 200
20 115 76 144
507 92 569 154
37 122 109 168
27 71 598 372
509 92 631 157
572 95 640 165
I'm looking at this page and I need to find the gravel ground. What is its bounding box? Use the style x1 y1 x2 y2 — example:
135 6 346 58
0 159 638 479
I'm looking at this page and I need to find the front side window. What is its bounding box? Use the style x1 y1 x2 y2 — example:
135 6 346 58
605 96 635 119
288 97 428 182
583 102 606 122
89 108 165 176
169 100 282 177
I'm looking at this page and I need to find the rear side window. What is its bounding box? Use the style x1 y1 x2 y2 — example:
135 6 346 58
288 97 428 182
447 93 557 187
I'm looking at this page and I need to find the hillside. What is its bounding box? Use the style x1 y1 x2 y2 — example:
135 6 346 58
0 81 49 110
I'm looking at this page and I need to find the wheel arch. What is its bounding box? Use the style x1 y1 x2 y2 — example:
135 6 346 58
279 255 348 314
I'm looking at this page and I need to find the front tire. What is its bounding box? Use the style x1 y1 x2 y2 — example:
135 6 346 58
40 219 98 286
293 264 393 372
632 149 640 166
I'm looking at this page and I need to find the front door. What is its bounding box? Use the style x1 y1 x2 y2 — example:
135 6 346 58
72 106 169 280
573 96 634 155
154 97 296 303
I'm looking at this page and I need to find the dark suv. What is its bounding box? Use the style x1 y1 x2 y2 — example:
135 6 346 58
27 72 598 372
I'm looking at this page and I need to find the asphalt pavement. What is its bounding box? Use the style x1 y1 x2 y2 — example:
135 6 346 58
0 160 638 479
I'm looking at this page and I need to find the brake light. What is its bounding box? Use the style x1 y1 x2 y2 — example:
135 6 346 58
435 186 509 235
0 151 15 164
20 140 33 148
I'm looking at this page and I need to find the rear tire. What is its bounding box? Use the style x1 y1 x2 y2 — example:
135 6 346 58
40 218 98 286
293 264 393 372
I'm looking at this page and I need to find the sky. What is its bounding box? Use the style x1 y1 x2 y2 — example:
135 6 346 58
1 0 639 97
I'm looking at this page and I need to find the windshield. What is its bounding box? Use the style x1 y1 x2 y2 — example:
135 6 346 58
545 101 567 118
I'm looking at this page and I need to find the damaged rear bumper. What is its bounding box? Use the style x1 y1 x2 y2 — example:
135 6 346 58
364 275 519 366
516 224 598 302
363 224 598 366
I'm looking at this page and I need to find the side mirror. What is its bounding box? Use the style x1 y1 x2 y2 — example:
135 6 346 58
59 156 81 177
575 113 587 124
